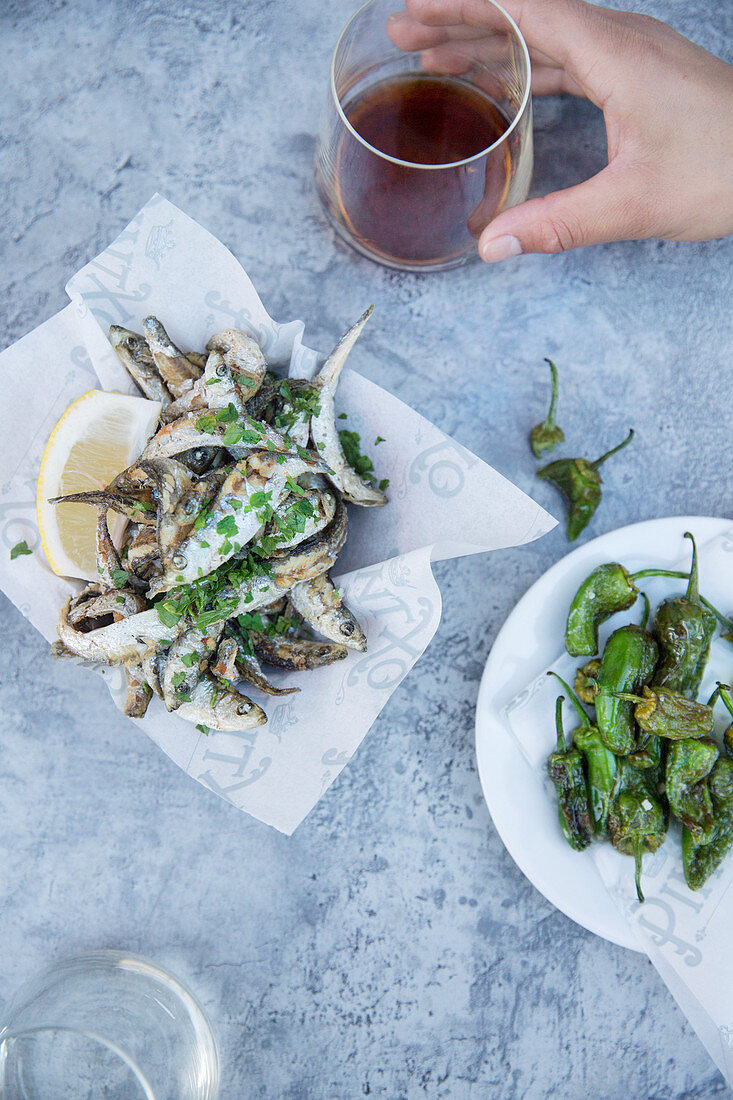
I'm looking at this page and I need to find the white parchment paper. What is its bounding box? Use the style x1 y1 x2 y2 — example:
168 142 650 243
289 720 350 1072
506 528 733 1087
0 194 554 834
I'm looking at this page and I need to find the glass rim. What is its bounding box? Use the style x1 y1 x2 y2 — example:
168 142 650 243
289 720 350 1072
329 0 532 171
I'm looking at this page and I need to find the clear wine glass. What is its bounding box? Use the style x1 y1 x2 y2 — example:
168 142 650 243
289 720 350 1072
0 951 219 1099
315 0 532 271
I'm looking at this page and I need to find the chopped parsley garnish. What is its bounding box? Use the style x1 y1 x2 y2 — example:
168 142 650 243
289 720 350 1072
10 540 32 560
222 423 244 446
180 652 197 668
195 723 210 735
375 436 385 445
111 568 131 588
216 515 238 538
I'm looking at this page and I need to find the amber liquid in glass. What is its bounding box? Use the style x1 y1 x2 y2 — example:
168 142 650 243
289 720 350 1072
335 73 511 267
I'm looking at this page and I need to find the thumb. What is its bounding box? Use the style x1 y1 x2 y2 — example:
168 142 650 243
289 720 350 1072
478 166 649 261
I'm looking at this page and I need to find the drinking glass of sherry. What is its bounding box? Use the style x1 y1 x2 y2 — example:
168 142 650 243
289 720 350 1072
315 0 532 271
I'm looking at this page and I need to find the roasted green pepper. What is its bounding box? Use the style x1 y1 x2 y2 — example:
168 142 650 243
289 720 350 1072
666 738 718 843
683 758 733 890
537 428 634 542
575 659 600 705
549 672 616 835
652 533 716 698
613 685 714 740
608 760 666 902
530 359 565 458
547 695 593 851
596 623 659 755
565 563 639 657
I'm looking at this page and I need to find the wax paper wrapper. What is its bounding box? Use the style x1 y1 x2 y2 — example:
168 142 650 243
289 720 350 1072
0 194 554 834
506 527 733 1087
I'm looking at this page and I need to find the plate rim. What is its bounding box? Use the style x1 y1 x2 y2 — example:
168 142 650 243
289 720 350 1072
475 514 731 952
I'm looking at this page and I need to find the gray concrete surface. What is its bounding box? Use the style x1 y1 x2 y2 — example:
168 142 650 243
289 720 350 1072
1 0 732 1096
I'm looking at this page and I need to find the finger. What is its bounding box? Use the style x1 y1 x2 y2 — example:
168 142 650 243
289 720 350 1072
419 41 585 94
477 166 653 259
405 0 601 72
389 12 562 69
387 11 489 49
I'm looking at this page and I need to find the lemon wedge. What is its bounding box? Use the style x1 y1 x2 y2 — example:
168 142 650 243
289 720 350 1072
36 389 161 580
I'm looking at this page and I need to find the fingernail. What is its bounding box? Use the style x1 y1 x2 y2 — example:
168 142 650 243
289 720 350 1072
480 235 523 263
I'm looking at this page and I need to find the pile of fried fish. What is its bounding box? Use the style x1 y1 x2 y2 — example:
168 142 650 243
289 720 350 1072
51 307 387 732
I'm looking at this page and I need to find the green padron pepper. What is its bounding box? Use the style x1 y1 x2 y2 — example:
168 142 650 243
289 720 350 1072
613 685 714 740
652 533 716 698
549 672 616 835
666 738 719 844
596 623 659 755
608 760 667 903
547 695 593 851
683 758 733 890
575 659 600 705
537 429 634 542
530 359 565 458
565 563 639 657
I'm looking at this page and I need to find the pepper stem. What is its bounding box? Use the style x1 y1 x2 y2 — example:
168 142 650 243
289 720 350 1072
547 671 591 728
592 428 634 470
634 838 645 904
639 592 650 631
554 695 566 752
543 359 559 429
613 692 646 705
714 683 733 719
683 532 700 605
629 567 733 631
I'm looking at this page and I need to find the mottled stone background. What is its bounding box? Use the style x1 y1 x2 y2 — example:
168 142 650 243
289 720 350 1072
1 0 732 1096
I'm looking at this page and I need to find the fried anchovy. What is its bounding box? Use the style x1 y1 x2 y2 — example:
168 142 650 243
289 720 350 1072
139 413 290 463
310 307 386 507
252 633 348 670
148 452 325 594
67 589 146 629
50 490 156 526
160 350 248 424
142 316 200 398
95 508 122 590
213 637 299 696
124 665 153 717
206 329 267 403
288 572 366 650
109 325 172 404
264 487 336 551
57 599 179 665
176 675 267 731
160 622 223 712
265 496 347 589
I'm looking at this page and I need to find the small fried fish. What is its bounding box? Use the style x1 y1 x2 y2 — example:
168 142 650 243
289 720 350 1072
288 572 366 651
109 325 172 404
176 675 267 731
310 307 387 507
142 316 200 398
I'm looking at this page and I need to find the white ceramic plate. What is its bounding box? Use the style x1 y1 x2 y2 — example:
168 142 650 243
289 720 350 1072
475 516 731 952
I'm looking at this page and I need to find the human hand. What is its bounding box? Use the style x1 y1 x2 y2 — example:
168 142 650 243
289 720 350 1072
388 0 733 261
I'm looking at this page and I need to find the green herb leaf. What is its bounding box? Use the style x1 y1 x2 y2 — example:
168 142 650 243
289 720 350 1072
375 436 385 445
195 414 218 433
216 515 238 538
10 540 32 560
195 723 210 735
222 423 244 446
216 403 239 424
180 652 197 668
111 568 131 589
378 478 390 492
156 601 183 628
